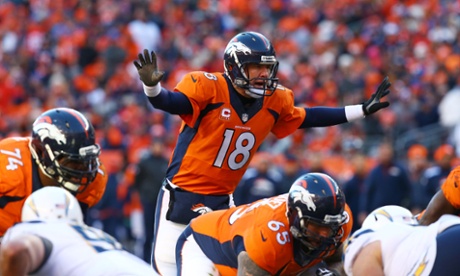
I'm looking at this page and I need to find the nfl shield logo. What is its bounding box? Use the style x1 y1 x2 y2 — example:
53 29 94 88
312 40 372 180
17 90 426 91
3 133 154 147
242 113 248 122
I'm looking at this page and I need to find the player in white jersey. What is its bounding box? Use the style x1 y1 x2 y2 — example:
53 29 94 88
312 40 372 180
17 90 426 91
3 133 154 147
0 186 158 276
343 205 460 276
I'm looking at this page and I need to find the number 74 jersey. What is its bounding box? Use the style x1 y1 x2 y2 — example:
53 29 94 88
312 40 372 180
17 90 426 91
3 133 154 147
0 137 107 237
167 72 306 194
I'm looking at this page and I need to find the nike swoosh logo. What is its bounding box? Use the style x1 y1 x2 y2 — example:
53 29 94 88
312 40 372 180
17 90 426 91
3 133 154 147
0 196 25 208
260 231 267 242
191 74 197 83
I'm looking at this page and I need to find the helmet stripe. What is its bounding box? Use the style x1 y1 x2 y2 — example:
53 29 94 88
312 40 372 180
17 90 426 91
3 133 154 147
252 32 269 48
299 179 308 189
320 174 337 208
65 108 90 138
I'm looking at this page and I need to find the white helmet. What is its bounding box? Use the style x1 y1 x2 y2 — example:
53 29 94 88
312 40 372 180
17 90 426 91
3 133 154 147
21 186 83 224
362 205 417 230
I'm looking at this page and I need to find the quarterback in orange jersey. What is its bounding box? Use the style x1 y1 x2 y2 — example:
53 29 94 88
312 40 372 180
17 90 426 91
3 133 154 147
176 173 352 276
0 108 107 238
134 31 387 275
419 165 460 225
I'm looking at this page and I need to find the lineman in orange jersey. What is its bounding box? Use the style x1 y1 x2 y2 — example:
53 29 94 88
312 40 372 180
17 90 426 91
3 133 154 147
0 108 107 239
176 173 352 276
134 31 388 275
419 165 460 225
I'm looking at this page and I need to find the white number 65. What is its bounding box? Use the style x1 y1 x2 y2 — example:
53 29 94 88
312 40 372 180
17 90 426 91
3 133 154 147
267 220 290 245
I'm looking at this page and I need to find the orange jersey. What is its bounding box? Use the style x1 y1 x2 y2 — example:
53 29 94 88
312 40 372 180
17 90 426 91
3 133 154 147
168 72 305 195
0 137 107 236
441 165 460 208
189 194 353 276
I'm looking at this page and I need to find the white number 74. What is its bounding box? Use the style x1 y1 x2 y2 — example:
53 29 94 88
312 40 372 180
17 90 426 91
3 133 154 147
1 148 24 170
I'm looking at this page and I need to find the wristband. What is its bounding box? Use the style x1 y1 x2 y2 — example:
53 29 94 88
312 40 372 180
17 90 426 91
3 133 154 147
345 104 365 121
143 83 161 97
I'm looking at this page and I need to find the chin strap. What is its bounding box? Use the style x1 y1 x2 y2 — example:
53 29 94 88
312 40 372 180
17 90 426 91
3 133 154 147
244 88 264 98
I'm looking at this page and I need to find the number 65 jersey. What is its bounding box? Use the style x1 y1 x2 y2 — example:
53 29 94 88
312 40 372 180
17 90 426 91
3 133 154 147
165 72 306 195
185 194 352 276
2 221 157 275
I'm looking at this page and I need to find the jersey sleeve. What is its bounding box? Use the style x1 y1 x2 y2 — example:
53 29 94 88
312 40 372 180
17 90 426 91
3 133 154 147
243 212 293 274
441 165 460 208
341 204 354 243
76 164 108 207
0 138 33 236
270 87 306 139
174 72 216 128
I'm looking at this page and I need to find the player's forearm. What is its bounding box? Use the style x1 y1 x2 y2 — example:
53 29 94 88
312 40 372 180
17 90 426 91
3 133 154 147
144 86 193 115
419 190 457 225
300 105 364 128
237 251 271 276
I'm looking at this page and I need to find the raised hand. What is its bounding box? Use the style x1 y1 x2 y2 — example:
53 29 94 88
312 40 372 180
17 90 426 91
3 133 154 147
133 49 165 87
362 76 391 115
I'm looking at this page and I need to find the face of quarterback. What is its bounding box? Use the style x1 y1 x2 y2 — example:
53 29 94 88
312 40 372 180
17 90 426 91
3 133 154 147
234 63 272 98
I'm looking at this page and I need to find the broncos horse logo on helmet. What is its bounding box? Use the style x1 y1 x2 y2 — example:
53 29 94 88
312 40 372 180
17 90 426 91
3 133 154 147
223 31 279 98
225 41 252 57
33 122 67 145
30 108 101 194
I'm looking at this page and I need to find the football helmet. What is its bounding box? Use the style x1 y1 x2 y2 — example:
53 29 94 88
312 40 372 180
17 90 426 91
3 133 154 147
362 205 417 230
286 173 349 266
223 31 279 98
30 108 101 194
21 186 83 224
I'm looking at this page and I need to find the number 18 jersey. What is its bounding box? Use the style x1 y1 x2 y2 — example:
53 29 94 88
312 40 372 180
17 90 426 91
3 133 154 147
167 72 306 195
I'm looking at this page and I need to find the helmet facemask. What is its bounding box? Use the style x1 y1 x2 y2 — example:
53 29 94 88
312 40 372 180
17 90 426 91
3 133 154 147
229 60 279 98
31 137 101 194
288 207 346 266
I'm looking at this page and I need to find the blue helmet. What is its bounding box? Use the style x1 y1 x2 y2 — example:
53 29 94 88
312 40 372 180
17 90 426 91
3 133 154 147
30 108 101 194
223 31 279 98
287 173 349 266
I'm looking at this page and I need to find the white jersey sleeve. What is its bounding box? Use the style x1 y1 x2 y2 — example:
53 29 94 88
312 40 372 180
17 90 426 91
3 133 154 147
344 215 460 276
3 221 158 276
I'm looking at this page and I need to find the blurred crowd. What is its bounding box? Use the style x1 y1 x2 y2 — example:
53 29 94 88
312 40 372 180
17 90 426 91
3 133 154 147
2 0 460 257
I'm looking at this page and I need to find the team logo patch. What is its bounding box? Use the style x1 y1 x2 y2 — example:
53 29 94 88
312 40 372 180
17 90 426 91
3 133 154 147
33 122 66 145
191 203 213 215
242 113 248 122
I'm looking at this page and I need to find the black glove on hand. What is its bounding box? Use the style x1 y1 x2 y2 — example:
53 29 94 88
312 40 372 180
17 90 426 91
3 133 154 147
133 49 165 87
362 76 391 116
316 267 340 276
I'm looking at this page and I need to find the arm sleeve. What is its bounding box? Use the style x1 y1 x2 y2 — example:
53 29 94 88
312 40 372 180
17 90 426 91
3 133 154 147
147 88 193 115
299 107 347 128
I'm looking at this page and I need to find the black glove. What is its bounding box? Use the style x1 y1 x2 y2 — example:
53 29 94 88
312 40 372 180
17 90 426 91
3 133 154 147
133 49 165 87
362 76 391 116
316 267 340 276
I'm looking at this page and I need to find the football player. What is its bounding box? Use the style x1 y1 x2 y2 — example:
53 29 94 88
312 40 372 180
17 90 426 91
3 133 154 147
0 107 107 239
343 205 460 275
176 173 352 276
0 186 158 276
134 31 390 275
419 165 460 225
